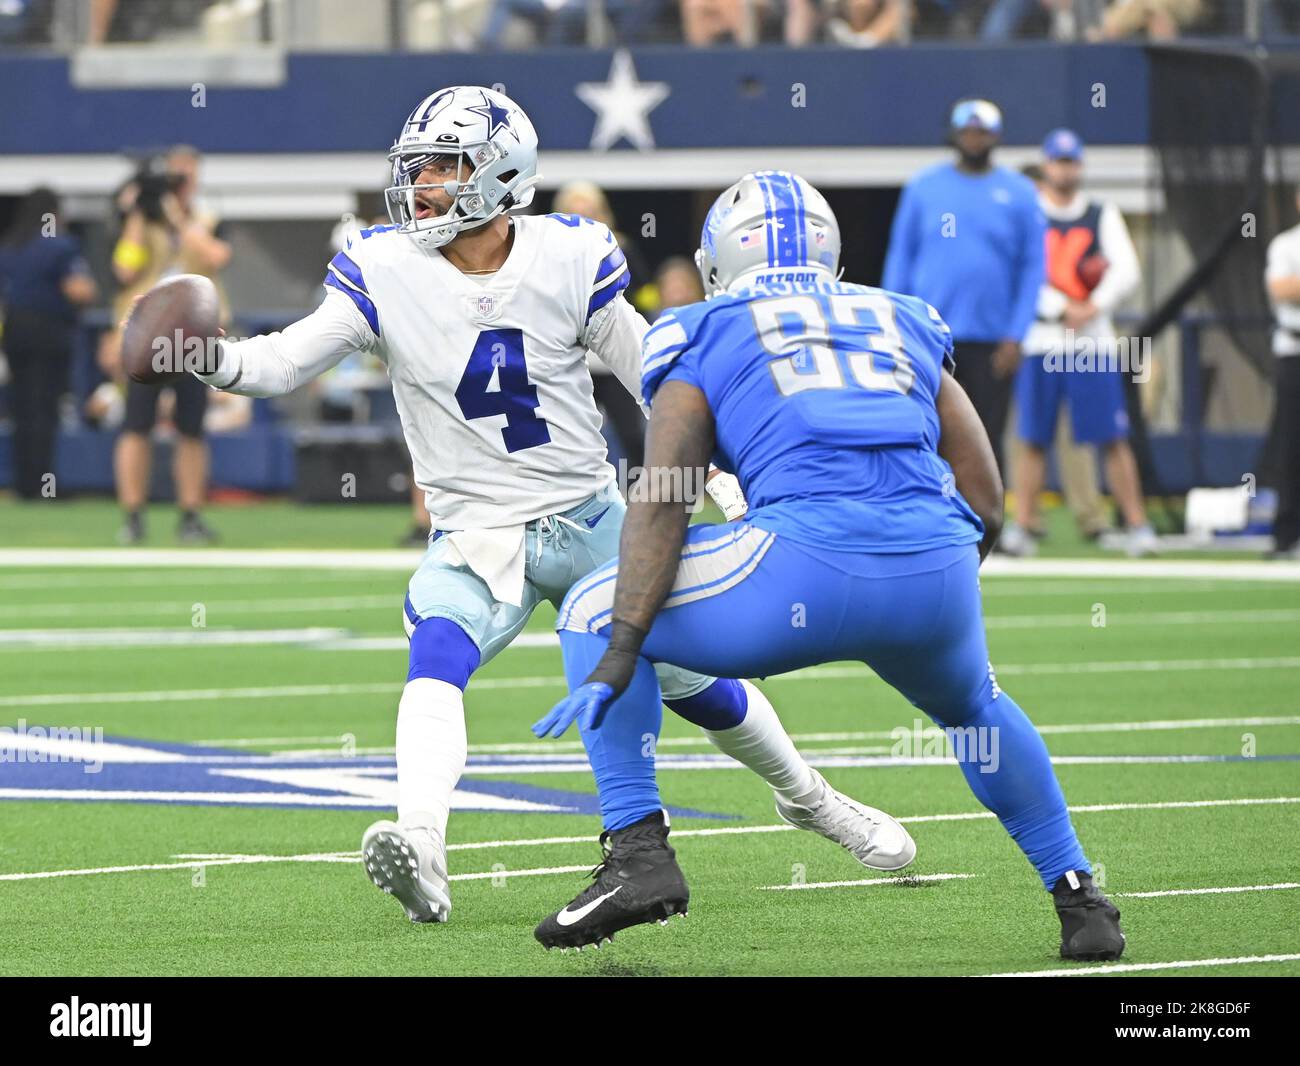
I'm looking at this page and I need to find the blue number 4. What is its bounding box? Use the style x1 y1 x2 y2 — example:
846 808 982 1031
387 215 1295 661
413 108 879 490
455 328 552 453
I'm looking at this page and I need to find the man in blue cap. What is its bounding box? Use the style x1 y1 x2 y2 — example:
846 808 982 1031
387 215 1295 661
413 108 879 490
884 98 1045 483
1008 128 1156 557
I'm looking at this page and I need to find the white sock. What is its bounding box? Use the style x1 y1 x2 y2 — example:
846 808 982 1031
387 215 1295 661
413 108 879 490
704 680 818 804
396 677 467 840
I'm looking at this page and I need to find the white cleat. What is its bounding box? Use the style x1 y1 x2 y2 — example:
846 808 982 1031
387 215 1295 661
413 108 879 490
1125 524 1159 558
774 770 916 871
995 523 1037 558
361 820 452 923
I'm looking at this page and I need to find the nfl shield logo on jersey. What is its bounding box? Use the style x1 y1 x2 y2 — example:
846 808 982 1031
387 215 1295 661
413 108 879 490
473 293 500 321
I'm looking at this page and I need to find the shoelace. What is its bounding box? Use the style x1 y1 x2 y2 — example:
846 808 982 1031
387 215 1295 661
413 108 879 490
586 831 616 882
819 792 883 854
533 512 588 566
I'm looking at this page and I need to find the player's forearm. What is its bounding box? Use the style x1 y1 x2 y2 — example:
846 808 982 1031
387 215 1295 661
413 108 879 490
937 371 1003 560
610 494 694 635
196 293 370 397
584 381 716 692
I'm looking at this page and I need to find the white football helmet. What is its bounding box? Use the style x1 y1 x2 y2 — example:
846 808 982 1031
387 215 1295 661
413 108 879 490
695 171 840 297
386 85 541 250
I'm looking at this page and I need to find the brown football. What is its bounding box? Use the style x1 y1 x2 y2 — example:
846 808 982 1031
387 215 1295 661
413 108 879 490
122 274 220 384
1077 253 1109 294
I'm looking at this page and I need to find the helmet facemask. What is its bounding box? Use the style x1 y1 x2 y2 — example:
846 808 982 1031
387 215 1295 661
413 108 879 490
385 138 537 250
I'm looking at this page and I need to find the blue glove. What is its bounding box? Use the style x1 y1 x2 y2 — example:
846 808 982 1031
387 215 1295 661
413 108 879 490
532 682 616 739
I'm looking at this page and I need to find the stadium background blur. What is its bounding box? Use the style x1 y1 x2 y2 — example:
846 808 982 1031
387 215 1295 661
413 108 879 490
2 0 1299 547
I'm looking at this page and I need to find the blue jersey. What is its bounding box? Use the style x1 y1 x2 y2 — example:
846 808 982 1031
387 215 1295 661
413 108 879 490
640 274 983 553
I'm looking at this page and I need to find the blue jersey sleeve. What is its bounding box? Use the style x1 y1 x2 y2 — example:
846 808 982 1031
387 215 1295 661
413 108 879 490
640 309 696 402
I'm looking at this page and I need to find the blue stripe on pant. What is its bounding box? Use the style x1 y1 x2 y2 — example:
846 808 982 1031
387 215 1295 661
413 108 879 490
558 522 1089 889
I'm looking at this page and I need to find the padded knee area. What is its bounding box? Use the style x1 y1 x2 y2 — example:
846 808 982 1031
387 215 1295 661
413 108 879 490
408 616 482 689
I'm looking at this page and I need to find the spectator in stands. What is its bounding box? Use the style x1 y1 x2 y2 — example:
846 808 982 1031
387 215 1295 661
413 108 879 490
652 255 705 316
981 0 1104 40
883 97 1044 482
1265 186 1300 559
1005 129 1155 557
0 187 98 499
680 0 759 45
824 0 908 46
481 0 664 46
107 145 230 544
553 179 648 473
1095 0 1203 39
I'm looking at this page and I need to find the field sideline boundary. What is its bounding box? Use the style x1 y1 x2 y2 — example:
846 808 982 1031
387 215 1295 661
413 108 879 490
1 549 1299 582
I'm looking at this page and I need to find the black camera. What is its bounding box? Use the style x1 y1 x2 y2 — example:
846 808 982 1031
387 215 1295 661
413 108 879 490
129 155 185 223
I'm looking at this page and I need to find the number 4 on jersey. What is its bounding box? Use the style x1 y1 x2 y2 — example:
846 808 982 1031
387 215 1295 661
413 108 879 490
455 328 552 453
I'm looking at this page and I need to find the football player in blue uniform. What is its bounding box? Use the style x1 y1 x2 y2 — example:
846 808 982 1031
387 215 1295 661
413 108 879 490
531 172 1125 962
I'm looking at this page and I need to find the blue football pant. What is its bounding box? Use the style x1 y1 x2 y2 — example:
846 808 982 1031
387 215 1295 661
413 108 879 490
558 523 1090 890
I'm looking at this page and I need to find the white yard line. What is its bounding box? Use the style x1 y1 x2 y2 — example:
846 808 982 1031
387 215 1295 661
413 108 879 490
3 550 1299 581
0 595 397 619
230 714 1300 756
0 628 352 651
2 796 1295 882
8 658 1300 709
987 953 1300 977
1113 882 1300 899
762 873 976 890
0 571 383 591
0 549 422 570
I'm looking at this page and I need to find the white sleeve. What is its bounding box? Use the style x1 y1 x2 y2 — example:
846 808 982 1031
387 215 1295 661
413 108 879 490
1090 202 1140 314
195 288 376 398
585 294 651 406
1266 233 1298 281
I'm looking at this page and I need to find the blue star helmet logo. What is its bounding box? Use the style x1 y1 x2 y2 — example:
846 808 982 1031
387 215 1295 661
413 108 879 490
467 92 513 140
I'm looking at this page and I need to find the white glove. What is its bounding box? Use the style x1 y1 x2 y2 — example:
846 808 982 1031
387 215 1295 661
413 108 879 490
705 469 748 521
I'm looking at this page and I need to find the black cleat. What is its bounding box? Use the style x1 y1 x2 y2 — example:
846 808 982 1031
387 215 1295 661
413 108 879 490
117 511 145 546
535 809 689 951
1052 870 1126 961
177 511 218 545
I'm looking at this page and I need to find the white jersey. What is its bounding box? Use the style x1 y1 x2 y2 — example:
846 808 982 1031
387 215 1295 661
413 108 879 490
198 213 646 531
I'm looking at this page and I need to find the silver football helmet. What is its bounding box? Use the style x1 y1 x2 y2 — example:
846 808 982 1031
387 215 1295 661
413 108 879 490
386 85 541 250
695 171 841 297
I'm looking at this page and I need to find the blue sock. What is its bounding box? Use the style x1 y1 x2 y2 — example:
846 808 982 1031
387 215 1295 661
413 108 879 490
946 691 1089 890
664 677 748 730
560 630 664 832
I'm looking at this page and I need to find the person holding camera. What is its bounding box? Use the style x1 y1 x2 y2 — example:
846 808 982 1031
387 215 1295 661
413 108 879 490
105 145 231 545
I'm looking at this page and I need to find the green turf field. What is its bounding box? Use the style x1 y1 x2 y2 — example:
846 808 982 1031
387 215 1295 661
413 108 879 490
1 501 1298 976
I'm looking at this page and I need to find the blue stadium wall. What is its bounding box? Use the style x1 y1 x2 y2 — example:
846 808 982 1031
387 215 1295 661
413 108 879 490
0 44 1153 153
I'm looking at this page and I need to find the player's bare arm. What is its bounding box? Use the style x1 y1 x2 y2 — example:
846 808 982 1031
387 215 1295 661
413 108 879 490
583 379 717 698
937 368 1003 560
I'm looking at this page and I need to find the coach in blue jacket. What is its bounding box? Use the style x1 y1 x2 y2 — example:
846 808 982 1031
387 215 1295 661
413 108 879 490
883 98 1046 476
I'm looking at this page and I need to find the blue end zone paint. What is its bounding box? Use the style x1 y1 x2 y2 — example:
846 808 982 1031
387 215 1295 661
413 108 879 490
0 734 737 819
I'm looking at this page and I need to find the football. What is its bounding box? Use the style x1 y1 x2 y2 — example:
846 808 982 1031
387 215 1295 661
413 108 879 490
121 273 220 384
1077 252 1109 293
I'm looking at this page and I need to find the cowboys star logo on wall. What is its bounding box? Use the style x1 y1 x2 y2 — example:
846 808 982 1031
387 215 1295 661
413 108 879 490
575 50 670 152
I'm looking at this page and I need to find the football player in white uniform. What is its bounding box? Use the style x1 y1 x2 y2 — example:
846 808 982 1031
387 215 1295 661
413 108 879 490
192 86 913 934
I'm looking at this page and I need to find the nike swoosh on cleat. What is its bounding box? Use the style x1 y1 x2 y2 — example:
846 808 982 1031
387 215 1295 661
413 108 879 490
555 885 623 927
